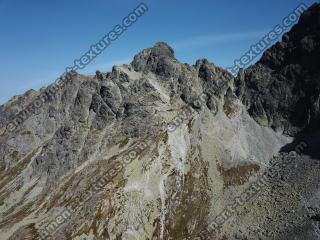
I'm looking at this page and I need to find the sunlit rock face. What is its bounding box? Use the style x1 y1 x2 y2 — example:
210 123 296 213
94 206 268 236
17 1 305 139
1 4 320 240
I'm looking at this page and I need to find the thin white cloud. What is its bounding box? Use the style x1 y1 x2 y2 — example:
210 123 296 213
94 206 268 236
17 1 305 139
171 30 268 50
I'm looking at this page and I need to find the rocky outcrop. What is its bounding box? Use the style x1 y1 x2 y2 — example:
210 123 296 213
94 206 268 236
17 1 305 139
131 42 176 77
235 3 320 136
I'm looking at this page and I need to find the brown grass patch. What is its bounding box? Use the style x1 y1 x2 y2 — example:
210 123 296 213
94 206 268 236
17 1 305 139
218 163 260 187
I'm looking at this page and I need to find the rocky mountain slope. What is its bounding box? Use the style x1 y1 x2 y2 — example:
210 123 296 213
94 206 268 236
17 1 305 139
235 4 320 136
0 3 320 240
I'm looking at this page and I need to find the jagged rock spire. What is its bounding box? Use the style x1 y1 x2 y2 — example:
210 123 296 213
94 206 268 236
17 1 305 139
131 42 176 77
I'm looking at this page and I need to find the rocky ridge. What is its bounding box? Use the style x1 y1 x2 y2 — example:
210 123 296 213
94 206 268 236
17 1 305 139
0 3 320 240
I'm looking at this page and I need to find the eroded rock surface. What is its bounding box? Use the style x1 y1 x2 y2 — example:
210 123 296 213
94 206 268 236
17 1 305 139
0 4 320 240
235 3 320 136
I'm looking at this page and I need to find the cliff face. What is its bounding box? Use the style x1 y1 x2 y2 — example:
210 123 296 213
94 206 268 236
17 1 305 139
1 4 320 240
235 3 320 136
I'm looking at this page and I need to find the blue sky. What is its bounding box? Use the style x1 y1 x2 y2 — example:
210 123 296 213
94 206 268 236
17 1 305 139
0 0 317 104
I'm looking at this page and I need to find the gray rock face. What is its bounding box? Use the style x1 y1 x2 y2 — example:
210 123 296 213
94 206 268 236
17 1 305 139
131 42 176 77
196 58 232 97
235 3 320 136
1 4 320 240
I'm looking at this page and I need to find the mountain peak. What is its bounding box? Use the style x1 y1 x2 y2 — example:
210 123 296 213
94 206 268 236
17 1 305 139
153 42 175 57
130 42 176 76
